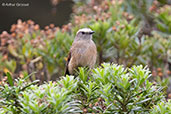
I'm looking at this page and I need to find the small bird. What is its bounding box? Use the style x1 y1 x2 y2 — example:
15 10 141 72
65 28 97 75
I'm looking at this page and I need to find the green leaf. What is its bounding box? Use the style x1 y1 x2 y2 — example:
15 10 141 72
6 72 14 86
136 98 151 105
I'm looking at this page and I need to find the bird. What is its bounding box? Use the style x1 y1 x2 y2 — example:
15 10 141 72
65 28 97 75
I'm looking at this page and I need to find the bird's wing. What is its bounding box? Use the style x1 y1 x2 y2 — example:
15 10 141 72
65 51 71 76
65 41 86 75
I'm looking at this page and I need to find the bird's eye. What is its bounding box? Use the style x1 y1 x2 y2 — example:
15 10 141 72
81 32 85 34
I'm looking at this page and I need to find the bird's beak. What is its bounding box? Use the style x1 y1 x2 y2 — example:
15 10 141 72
90 31 95 34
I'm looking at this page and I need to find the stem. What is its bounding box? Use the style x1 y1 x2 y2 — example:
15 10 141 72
99 49 103 65
113 43 120 64
115 95 128 112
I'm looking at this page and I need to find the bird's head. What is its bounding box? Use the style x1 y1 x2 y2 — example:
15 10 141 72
75 28 95 41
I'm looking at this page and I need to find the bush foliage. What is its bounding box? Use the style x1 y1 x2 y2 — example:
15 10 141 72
0 64 169 113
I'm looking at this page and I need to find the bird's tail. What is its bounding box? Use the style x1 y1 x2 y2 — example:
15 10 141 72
65 67 70 76
65 52 71 76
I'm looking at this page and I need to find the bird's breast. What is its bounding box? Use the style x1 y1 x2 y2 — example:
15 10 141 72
77 41 97 67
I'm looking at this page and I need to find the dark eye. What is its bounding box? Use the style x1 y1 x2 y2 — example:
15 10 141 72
81 32 85 34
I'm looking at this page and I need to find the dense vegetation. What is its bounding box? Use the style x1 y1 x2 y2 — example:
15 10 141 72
0 0 171 113
0 64 166 113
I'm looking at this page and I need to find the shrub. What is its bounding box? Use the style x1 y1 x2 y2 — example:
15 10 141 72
89 64 164 113
0 72 39 113
151 100 171 114
155 5 171 35
0 63 167 113
0 74 80 114
0 21 73 81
